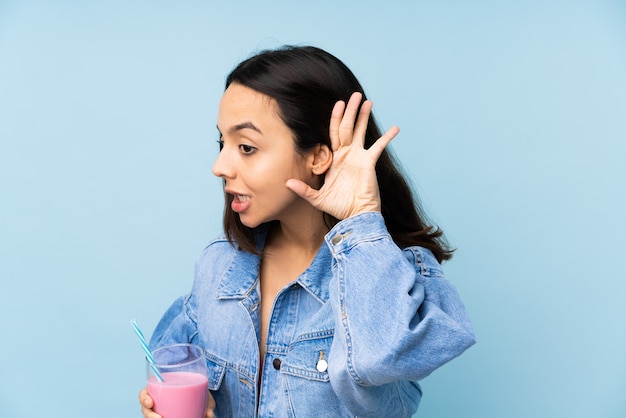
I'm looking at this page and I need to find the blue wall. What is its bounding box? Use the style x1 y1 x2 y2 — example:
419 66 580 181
1 1 625 417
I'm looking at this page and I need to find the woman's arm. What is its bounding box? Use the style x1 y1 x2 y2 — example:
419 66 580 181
149 294 198 349
326 212 475 413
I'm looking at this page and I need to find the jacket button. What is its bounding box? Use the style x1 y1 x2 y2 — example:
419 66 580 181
272 358 281 370
331 234 343 245
316 358 328 372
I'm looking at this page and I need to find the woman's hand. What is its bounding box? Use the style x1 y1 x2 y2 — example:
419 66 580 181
286 92 399 221
138 388 160 418
138 388 216 418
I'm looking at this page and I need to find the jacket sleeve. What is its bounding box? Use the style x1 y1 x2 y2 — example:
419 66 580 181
326 212 475 408
149 293 199 349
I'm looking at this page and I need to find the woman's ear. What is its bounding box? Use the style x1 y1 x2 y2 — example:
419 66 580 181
309 144 332 175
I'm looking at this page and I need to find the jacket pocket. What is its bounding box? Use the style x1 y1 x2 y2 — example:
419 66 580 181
204 352 227 391
281 330 347 416
282 329 333 381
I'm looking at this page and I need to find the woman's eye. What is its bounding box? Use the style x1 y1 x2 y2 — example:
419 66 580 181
239 144 256 154
217 140 224 151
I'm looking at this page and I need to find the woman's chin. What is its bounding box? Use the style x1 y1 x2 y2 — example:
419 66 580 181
238 214 263 229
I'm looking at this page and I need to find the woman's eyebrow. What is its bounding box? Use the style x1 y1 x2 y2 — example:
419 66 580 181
217 122 263 136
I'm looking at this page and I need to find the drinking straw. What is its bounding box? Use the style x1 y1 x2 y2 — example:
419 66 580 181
131 319 164 382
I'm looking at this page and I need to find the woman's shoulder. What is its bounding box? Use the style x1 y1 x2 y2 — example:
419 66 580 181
195 234 261 271
192 235 232 267
203 234 232 250
196 234 236 260
401 245 444 278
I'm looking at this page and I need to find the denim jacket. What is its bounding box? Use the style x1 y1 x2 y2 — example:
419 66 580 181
150 212 475 417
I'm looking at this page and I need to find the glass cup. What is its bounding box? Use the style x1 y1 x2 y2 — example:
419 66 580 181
147 343 209 418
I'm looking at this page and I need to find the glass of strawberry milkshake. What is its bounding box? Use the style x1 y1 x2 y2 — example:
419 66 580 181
147 343 209 418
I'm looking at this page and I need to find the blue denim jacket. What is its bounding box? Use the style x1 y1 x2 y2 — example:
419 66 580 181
150 212 475 417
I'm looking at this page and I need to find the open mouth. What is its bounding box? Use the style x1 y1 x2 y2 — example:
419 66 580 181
230 193 252 213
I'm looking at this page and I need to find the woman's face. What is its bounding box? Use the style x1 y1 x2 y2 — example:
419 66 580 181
212 83 316 228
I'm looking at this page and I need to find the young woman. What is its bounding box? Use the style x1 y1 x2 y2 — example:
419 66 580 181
139 45 475 417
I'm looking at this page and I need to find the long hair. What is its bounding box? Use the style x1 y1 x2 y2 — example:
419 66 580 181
220 45 453 262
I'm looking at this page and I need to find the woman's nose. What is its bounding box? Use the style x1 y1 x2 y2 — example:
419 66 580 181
212 149 234 179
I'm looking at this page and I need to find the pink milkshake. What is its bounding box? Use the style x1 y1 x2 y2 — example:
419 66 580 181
148 371 209 418
147 344 209 418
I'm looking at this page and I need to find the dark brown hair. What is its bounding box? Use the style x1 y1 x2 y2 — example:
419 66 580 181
220 45 453 262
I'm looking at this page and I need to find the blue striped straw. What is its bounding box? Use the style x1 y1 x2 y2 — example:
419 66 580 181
131 319 164 382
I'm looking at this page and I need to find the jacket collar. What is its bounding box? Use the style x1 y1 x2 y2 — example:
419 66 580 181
296 244 331 304
215 230 331 303
215 248 261 299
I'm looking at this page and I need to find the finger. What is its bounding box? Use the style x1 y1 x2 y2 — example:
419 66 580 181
353 99 372 147
207 391 216 409
206 392 216 418
285 179 320 204
141 405 162 418
139 389 163 418
368 126 400 159
338 92 363 146
329 100 345 151
139 388 153 409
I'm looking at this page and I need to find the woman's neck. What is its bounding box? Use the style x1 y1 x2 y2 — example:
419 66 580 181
265 213 328 256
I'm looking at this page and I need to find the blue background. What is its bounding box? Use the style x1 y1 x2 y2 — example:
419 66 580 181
1 1 625 417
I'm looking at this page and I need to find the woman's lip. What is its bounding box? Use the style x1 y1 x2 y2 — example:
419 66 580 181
226 190 250 200
229 192 252 213
225 188 243 196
